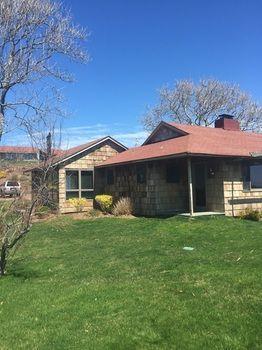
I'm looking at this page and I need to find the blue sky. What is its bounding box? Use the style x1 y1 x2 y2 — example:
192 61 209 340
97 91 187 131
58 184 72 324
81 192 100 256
3 0 262 148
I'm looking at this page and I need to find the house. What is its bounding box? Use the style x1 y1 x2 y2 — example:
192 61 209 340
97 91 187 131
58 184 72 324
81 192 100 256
0 146 40 161
95 115 262 216
31 136 127 213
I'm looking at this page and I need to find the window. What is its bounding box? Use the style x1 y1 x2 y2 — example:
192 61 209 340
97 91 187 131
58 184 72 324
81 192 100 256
6 153 16 160
107 169 114 185
66 170 94 200
250 165 262 189
242 163 262 190
166 164 180 183
6 181 19 187
24 153 36 160
137 165 147 184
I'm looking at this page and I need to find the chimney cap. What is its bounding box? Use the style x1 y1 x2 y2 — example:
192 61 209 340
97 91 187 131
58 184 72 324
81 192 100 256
218 114 234 120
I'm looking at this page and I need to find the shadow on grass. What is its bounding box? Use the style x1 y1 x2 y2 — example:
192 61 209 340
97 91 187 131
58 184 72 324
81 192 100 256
7 262 44 280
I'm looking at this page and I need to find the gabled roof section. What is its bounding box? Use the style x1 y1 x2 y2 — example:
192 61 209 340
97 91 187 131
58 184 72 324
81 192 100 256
142 121 187 145
97 122 262 167
51 136 127 166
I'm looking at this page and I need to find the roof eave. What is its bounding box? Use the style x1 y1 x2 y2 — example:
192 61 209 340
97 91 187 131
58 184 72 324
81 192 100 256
96 152 254 168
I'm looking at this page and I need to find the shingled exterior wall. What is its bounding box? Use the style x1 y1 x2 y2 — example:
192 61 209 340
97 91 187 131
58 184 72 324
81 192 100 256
223 161 262 216
99 159 189 216
58 141 121 213
98 158 262 217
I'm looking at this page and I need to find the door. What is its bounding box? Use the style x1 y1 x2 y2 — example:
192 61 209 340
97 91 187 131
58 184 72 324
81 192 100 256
193 163 206 211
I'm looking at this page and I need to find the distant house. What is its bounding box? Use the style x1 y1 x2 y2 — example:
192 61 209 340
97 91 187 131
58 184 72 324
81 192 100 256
31 136 127 213
0 146 39 161
96 115 262 217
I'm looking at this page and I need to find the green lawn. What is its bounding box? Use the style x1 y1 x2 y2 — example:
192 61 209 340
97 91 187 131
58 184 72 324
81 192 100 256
0 216 261 349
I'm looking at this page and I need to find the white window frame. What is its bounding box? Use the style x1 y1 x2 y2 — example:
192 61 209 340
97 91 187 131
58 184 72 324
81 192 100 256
65 169 94 200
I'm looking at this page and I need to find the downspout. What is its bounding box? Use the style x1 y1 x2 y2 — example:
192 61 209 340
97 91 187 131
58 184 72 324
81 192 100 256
231 180 234 217
187 157 194 216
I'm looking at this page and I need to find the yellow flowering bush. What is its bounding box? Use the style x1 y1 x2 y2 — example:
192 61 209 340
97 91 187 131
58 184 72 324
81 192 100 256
68 198 88 212
95 195 113 213
0 170 7 179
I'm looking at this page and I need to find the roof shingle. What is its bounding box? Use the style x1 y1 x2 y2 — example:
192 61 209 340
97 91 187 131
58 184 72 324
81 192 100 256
98 122 262 167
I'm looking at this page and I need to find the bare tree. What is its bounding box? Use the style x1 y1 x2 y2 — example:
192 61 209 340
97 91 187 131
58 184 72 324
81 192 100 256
0 0 88 140
0 122 62 277
142 79 262 132
0 197 35 276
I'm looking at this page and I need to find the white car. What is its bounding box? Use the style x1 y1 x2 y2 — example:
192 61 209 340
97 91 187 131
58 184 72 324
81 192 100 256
0 181 21 197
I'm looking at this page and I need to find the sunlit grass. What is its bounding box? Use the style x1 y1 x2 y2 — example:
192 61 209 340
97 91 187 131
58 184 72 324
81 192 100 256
0 216 261 349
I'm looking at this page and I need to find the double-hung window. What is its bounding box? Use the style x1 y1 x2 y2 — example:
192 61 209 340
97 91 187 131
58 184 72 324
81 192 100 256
66 170 94 200
242 163 262 190
250 164 262 189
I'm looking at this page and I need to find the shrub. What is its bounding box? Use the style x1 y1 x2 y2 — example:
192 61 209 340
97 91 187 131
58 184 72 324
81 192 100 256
0 171 7 179
87 209 101 218
35 205 51 219
11 174 18 181
95 195 113 213
68 198 88 212
239 207 261 221
112 197 133 216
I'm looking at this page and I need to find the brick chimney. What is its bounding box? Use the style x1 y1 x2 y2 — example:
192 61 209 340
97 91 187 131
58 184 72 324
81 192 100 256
46 132 52 157
214 114 240 131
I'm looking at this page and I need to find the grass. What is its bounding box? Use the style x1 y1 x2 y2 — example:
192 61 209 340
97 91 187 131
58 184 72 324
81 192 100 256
0 215 261 349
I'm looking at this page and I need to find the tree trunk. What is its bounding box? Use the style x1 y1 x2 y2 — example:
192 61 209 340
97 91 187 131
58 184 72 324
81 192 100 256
0 111 4 141
0 90 7 141
0 244 7 276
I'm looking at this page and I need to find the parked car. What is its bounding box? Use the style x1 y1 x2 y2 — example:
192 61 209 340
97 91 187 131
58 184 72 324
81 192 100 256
0 181 21 197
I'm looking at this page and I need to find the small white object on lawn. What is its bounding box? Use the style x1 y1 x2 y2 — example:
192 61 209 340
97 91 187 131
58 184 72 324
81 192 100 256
183 246 194 251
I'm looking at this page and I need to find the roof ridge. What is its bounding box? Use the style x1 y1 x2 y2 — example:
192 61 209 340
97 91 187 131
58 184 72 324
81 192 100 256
168 121 262 136
65 137 105 152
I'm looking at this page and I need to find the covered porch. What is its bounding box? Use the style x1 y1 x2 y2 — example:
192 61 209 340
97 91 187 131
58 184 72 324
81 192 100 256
96 156 226 217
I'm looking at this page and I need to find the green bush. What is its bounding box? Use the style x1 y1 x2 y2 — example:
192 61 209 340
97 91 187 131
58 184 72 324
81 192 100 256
87 209 102 218
35 205 51 219
95 195 113 213
239 207 261 221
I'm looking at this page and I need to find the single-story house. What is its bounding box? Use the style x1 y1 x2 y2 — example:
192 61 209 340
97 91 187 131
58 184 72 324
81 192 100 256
95 115 262 216
31 136 127 213
0 146 40 161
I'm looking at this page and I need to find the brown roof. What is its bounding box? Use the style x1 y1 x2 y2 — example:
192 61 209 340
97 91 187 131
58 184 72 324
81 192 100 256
98 122 262 167
27 136 127 169
0 146 38 154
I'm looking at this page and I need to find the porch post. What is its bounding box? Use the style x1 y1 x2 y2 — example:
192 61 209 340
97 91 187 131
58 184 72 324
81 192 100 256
187 157 194 216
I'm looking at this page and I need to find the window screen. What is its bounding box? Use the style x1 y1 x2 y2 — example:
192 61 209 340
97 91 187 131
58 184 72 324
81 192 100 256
250 165 262 189
137 165 147 184
66 170 79 190
107 169 114 185
81 171 93 189
166 164 180 183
